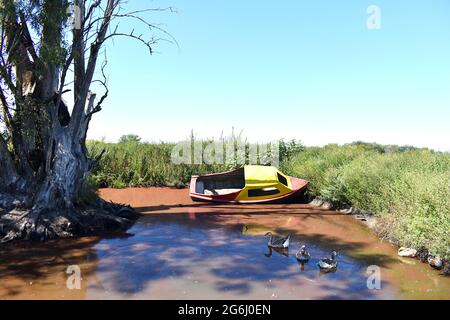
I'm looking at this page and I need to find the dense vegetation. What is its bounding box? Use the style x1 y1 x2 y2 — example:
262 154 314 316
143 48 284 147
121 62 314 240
88 139 225 188
87 138 450 258
281 144 450 259
87 137 301 188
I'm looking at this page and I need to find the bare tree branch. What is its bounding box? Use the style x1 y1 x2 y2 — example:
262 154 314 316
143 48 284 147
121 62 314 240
18 11 38 63
54 50 74 124
73 0 86 105
83 6 177 33
102 31 159 54
89 54 109 115
0 83 13 130
83 9 178 50
70 0 119 137
84 0 102 23
0 63 16 92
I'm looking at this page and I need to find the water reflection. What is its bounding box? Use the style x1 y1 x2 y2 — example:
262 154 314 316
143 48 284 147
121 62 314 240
85 214 396 299
264 247 289 258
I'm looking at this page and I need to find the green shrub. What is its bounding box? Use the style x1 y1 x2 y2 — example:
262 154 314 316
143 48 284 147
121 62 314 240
284 148 450 258
281 144 375 196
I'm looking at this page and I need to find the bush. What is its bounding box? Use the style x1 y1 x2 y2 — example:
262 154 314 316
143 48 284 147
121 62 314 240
283 148 450 258
281 144 375 196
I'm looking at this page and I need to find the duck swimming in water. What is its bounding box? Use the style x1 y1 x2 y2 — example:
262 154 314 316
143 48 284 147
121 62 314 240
296 245 310 263
265 232 290 249
318 251 338 272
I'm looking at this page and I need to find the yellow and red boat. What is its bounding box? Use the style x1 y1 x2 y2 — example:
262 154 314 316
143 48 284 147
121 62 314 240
189 165 309 203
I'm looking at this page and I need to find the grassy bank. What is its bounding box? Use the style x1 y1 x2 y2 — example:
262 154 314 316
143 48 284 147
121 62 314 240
281 144 450 259
87 137 301 188
87 139 450 258
87 140 223 188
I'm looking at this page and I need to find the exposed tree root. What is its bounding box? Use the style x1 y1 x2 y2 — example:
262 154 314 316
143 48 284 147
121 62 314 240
0 193 140 243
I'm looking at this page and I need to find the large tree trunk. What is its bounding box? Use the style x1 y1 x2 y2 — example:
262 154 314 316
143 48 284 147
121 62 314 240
0 1 140 242
33 129 87 211
0 103 138 242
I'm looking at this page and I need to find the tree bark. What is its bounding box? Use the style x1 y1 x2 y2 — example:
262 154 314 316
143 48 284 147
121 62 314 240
0 134 19 188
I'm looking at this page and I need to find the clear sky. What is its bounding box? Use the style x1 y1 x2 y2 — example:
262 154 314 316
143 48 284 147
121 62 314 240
86 0 450 151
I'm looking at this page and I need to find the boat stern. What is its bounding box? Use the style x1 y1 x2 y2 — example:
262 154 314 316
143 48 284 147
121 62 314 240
189 175 202 201
189 175 198 194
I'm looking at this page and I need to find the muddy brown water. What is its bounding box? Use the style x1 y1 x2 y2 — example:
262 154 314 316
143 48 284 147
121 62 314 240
0 187 448 300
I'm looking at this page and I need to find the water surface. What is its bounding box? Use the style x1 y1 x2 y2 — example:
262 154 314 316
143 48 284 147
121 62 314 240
0 188 448 299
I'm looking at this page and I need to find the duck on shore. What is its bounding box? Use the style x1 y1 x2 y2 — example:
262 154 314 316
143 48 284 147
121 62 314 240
318 251 338 272
398 247 417 258
416 248 429 263
265 232 290 249
428 256 443 270
296 245 310 263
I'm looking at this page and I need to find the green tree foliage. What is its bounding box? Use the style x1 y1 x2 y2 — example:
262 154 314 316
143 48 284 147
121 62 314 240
118 134 142 144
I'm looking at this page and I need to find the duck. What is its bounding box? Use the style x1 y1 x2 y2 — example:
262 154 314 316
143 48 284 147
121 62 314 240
416 248 429 263
427 256 443 270
296 245 310 263
398 247 417 258
318 251 338 272
265 232 290 249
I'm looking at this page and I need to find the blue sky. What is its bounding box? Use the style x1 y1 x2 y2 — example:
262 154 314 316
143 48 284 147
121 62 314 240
86 0 450 151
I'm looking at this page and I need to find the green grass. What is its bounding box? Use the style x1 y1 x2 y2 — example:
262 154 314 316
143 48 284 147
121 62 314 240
87 139 450 258
281 145 450 258
88 140 226 188
87 138 300 188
